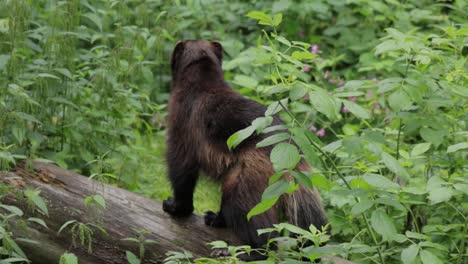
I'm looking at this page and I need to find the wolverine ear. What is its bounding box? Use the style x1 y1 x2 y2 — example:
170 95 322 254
210 41 223 62
171 41 185 72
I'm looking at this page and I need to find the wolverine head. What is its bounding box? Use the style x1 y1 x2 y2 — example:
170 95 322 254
170 40 223 76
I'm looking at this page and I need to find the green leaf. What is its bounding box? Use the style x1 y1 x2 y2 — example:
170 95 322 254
82 13 103 31
289 85 307 101
24 189 48 216
256 133 289 148
380 152 410 180
351 199 374 215
0 204 23 216
262 179 290 200
272 0 290 13
227 117 273 150
93 195 106 209
291 171 313 189
309 90 337 121
270 143 301 171
28 217 48 229
291 51 316 60
247 197 278 220
60 253 78 264
342 100 370 119
371 209 398 241
447 142 468 153
232 74 258 88
0 258 31 263
311 174 332 191
420 250 443 264
126 251 141 264
388 90 412 111
246 11 274 26
58 220 77 235
401 244 419 264
411 143 431 156
377 78 402 94
38 73 61 80
290 128 321 168
428 187 453 204
265 98 288 116
363 173 400 189
272 13 283 27
420 128 445 148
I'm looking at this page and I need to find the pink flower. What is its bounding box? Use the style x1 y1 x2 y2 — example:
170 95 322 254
366 91 373 98
311 44 319 54
338 80 345 87
374 103 381 109
316 128 326 137
342 106 349 113
302 65 311 73
309 125 317 132
348 97 357 103
328 79 336 84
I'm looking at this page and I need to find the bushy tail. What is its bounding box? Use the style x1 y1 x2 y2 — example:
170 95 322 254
283 186 328 232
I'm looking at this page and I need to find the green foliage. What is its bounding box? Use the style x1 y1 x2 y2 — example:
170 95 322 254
59 253 78 264
0 0 466 263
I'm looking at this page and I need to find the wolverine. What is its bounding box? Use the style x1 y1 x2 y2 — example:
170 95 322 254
163 40 327 261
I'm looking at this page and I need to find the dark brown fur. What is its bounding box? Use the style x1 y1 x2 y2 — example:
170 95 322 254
163 40 327 261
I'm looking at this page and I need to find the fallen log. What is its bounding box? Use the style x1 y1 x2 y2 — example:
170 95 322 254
0 162 354 264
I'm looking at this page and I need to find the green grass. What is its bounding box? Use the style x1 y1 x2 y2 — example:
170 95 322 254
109 132 221 214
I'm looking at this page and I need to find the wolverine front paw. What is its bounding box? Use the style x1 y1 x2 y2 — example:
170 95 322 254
162 197 193 217
204 211 227 228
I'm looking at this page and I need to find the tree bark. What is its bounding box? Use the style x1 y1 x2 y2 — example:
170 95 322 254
0 162 353 264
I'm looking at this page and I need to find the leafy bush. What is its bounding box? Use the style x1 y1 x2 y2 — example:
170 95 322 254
0 0 466 263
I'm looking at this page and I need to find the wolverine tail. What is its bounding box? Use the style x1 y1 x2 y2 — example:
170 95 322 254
283 186 327 232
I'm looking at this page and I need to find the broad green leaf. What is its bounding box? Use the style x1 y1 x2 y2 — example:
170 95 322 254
447 142 468 153
291 171 313 189
388 90 412 111
60 253 78 264
289 85 307 101
126 251 141 264
377 78 402 94
256 133 289 148
24 189 48 216
0 258 30 263
371 209 398 241
311 174 332 191
247 197 278 220
351 199 374 215
82 13 103 31
363 173 400 189
227 117 273 150
262 179 290 200
93 194 106 209
375 197 406 211
380 152 410 180
270 143 301 171
428 187 453 204
272 13 283 27
420 128 445 148
309 90 337 121
290 128 321 168
401 244 419 264
322 140 342 153
232 74 258 88
342 100 370 119
411 143 431 156
420 250 443 264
